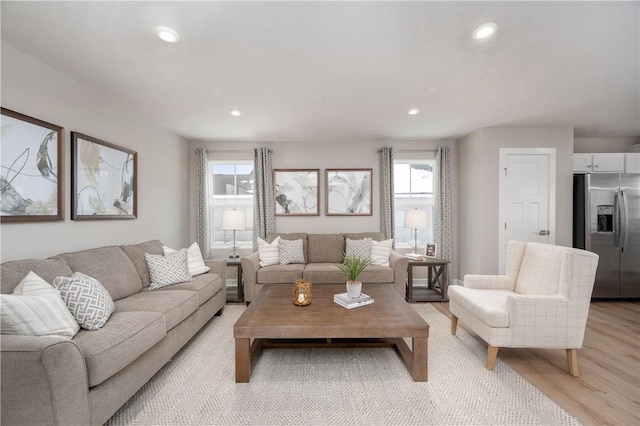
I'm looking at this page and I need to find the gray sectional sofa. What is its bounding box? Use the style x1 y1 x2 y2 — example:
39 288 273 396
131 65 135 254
242 232 408 302
0 240 226 425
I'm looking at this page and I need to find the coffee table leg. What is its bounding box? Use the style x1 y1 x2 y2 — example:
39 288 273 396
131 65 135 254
412 337 428 382
235 338 251 383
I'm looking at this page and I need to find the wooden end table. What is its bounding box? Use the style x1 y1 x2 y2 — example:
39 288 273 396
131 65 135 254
233 284 429 383
406 257 450 302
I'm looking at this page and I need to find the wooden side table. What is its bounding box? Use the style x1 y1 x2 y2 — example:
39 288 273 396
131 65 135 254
406 257 451 302
219 257 244 302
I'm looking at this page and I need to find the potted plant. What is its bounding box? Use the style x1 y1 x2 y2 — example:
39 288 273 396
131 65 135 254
337 254 371 298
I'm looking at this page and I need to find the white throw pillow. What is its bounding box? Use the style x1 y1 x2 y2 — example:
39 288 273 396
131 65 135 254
258 236 280 267
370 239 393 267
163 242 210 276
145 249 192 290
0 272 79 338
279 238 305 265
53 272 115 330
345 238 372 261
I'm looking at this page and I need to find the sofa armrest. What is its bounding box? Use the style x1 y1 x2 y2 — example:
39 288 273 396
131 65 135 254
204 259 226 282
241 252 261 302
389 250 409 297
463 274 515 291
1 335 90 425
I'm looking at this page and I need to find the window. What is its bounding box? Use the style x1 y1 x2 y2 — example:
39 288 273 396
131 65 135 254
209 160 254 252
393 155 435 250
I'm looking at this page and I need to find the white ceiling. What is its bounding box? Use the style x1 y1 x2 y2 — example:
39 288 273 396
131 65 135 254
1 1 638 142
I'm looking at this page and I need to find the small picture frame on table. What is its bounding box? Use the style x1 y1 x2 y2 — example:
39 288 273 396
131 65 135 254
425 243 437 258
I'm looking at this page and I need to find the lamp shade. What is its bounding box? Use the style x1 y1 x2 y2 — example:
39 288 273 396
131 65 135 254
221 209 246 230
403 208 429 229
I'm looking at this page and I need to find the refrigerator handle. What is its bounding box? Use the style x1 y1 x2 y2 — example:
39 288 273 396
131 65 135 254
614 193 621 251
620 190 628 252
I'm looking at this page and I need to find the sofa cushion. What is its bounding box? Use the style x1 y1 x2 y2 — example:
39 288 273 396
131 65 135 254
447 286 511 328
1 272 79 338
257 264 305 284
73 310 165 387
279 239 305 265
267 233 308 262
53 272 115 330
303 263 344 283
60 246 142 301
344 232 385 242
307 234 344 263
120 240 164 288
115 289 199 331
163 242 210 276
345 238 372 260
258 237 280 266
1 256 72 294
145 249 192 290
162 273 222 305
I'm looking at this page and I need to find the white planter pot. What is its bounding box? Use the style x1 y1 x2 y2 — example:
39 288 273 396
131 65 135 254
346 281 362 298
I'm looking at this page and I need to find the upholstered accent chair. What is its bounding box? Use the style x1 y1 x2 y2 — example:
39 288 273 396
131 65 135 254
449 241 599 376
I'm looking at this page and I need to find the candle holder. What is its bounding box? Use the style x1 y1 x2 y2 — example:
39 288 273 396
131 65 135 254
293 279 312 306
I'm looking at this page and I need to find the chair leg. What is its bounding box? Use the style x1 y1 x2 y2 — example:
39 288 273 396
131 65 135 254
451 315 458 335
566 349 579 377
487 345 499 370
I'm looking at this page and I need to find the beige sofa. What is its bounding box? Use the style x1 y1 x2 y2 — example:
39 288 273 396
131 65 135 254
242 232 408 302
0 240 226 425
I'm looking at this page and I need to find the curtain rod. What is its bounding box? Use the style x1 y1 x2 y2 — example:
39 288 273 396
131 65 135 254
377 148 438 153
195 148 273 153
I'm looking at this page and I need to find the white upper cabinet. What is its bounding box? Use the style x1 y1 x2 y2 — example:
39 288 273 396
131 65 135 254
626 153 640 173
573 153 626 173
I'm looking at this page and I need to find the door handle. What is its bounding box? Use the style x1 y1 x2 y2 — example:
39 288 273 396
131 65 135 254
539 230 550 236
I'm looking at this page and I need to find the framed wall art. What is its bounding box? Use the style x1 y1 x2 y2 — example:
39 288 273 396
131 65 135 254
274 169 319 216
325 168 372 216
71 132 137 220
1 108 64 222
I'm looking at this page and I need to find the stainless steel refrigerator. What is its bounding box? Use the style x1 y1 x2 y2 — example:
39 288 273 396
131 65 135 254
573 173 640 298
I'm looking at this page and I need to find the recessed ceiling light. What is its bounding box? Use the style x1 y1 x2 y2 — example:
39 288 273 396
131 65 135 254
156 26 179 43
230 109 242 117
472 23 498 40
408 108 420 115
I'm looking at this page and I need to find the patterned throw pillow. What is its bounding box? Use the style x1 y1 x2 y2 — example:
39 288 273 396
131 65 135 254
0 272 79 338
145 248 192 290
345 238 372 261
163 242 210 276
279 238 305 265
53 272 115 330
258 237 280 267
370 239 393 266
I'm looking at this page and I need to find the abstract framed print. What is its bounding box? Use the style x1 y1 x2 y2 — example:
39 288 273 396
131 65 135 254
71 132 137 220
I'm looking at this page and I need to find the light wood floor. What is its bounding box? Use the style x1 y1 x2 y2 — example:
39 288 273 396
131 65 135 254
432 300 640 426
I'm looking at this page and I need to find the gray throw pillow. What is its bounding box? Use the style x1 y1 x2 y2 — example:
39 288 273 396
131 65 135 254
279 239 305 265
345 238 372 261
53 272 115 330
145 248 192 290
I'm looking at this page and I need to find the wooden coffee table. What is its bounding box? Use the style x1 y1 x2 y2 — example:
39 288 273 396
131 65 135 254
233 284 429 383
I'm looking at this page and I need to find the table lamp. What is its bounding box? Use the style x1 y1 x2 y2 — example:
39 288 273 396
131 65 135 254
403 208 429 254
221 209 246 258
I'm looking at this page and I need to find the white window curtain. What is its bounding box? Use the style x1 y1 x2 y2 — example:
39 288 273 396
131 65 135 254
379 147 395 241
253 148 275 250
194 147 210 259
434 146 453 286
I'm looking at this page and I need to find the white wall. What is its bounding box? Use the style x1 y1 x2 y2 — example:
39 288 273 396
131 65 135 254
0 43 189 261
189 138 458 278
457 126 574 277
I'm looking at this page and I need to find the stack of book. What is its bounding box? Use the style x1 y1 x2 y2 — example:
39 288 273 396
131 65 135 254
405 253 424 261
333 292 374 309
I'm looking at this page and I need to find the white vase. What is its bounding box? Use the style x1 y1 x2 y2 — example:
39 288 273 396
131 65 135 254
346 281 362 298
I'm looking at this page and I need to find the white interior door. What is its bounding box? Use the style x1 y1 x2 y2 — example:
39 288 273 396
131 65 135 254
498 148 556 273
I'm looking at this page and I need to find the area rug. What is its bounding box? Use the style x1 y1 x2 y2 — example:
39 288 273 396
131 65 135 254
106 304 580 425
